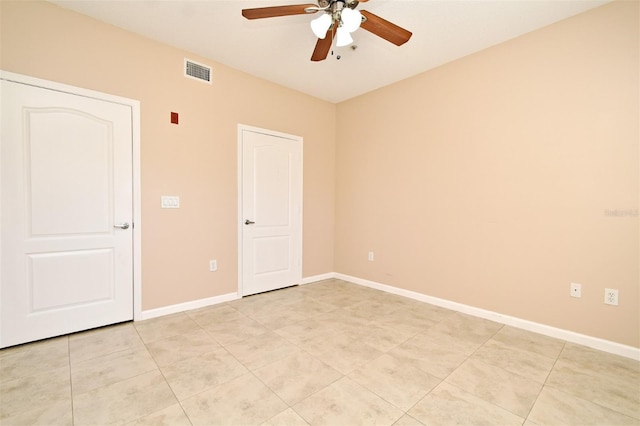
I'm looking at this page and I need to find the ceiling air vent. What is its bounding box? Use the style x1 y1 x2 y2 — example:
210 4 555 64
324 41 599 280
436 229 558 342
185 58 212 84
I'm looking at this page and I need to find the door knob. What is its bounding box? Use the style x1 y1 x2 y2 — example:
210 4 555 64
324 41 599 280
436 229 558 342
114 222 130 229
245 220 255 225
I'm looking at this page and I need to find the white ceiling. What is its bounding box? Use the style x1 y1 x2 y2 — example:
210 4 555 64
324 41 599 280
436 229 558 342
50 0 611 103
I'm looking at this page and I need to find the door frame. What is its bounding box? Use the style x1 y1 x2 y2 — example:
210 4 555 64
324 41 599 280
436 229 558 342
0 70 143 325
237 124 303 297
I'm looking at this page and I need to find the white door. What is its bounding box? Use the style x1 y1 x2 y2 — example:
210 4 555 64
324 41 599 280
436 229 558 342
239 126 302 296
1 79 134 348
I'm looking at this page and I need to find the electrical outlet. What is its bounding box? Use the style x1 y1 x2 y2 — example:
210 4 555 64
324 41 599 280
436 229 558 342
570 283 582 298
604 288 618 306
368 251 374 262
209 259 217 272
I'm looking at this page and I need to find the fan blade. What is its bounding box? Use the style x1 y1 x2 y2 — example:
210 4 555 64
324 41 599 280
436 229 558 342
360 10 412 46
311 28 335 61
242 4 317 19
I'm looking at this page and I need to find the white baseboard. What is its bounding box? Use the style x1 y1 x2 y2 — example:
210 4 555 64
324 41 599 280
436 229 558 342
301 272 336 285
137 273 639 361
139 292 240 321
138 274 331 320
318 272 639 361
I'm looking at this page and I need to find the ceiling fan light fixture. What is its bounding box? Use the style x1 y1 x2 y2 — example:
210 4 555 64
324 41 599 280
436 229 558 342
336 26 353 47
241 1 412 62
311 13 332 39
341 7 361 33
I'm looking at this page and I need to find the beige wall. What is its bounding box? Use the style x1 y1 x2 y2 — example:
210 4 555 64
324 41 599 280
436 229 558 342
0 0 336 310
335 1 639 347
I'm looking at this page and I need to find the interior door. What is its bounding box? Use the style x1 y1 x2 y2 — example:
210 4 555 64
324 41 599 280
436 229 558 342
0 79 134 348
240 126 302 296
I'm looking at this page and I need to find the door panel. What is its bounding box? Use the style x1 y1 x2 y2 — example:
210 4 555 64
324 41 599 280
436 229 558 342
27 109 113 236
241 127 302 296
28 249 114 312
1 80 133 348
254 147 291 225
254 236 291 274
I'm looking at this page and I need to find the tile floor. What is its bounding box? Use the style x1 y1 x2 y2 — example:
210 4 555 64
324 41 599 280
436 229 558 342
1 279 639 425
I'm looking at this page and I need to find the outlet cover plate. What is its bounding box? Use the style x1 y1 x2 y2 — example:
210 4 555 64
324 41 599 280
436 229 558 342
570 283 582 298
604 288 618 306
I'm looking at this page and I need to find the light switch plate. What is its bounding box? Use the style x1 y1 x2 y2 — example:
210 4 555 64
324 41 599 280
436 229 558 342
161 196 180 208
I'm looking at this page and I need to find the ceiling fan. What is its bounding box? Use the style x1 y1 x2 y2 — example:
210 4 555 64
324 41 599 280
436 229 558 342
242 0 412 62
